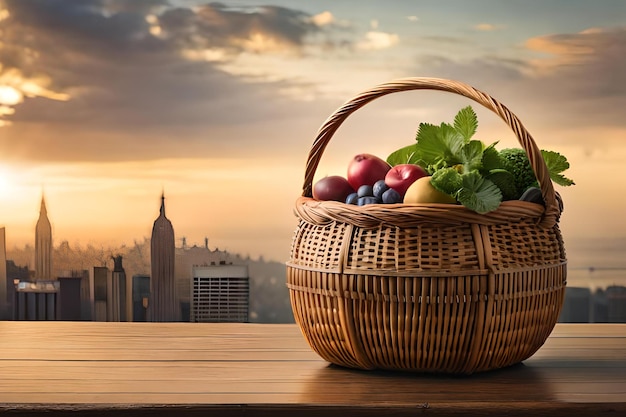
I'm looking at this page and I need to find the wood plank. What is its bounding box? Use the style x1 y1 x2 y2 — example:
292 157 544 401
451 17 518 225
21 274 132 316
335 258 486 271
0 322 624 417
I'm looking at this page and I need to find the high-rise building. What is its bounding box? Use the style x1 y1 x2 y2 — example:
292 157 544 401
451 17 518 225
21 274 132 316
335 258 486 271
191 264 249 323
6 261 29 318
35 196 52 281
57 275 82 321
592 288 608 323
57 269 91 320
91 266 109 321
132 274 150 322
109 255 127 322
558 287 591 323
606 285 626 323
0 227 8 319
149 194 178 322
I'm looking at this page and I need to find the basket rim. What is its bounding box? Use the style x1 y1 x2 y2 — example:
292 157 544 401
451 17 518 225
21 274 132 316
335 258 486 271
294 195 547 228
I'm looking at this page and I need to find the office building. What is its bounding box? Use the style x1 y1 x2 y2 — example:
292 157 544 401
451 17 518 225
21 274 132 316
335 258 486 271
35 196 52 281
57 269 91 321
132 274 150 322
149 194 178 322
606 285 626 323
559 287 591 323
57 275 82 320
191 264 249 323
0 227 7 319
6 261 29 319
91 266 109 321
592 288 609 323
109 255 127 322
14 281 59 320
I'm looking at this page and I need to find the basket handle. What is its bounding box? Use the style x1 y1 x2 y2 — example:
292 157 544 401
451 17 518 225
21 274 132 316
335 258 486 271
302 77 560 228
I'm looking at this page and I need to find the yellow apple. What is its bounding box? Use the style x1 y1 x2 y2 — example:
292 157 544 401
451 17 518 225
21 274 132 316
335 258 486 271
403 176 456 204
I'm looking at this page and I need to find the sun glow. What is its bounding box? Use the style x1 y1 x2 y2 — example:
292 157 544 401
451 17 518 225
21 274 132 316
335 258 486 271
0 85 23 106
0 167 15 200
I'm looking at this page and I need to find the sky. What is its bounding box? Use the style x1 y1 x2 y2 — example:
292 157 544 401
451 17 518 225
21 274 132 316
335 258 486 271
0 0 625 266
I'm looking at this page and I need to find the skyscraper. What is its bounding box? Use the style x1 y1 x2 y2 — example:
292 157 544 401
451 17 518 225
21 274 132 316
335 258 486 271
0 227 8 319
109 255 127 322
35 196 52 281
149 193 178 321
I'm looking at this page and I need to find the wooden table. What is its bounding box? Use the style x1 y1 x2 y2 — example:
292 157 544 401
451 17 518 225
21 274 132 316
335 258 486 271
0 322 624 416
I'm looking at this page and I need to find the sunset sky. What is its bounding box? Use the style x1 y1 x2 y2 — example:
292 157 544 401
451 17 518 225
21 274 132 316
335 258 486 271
0 0 625 265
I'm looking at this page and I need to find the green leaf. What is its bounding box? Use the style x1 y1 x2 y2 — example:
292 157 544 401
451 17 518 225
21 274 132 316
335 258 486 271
487 169 518 200
431 167 463 196
541 150 569 172
386 144 419 166
541 150 575 186
550 172 575 187
454 106 478 141
415 122 464 167
481 142 504 172
461 140 486 172
457 171 502 214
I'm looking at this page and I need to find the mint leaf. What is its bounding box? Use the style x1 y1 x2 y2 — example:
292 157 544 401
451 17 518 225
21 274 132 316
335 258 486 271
541 150 575 186
461 140 486 172
481 142 504 172
550 172 575 187
387 144 419 166
431 167 463 196
415 122 464 167
486 169 518 200
454 106 478 140
457 171 502 214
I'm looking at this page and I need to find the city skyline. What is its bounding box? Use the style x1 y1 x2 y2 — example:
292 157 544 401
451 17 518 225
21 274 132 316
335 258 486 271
0 1 625 264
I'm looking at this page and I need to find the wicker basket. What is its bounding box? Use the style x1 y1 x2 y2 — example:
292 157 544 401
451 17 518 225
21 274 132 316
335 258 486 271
286 77 567 374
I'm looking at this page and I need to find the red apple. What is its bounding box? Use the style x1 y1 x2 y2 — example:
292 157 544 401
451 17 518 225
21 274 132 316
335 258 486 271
312 175 355 202
347 154 392 190
385 164 429 197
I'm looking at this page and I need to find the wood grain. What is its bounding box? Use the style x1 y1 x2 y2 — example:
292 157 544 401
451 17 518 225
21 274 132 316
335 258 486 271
0 322 624 416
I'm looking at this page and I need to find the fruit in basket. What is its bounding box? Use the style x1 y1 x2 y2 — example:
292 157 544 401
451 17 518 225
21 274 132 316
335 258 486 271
345 192 359 205
357 184 375 198
358 196 379 206
403 176 456 204
382 188 402 204
347 154 391 189
385 164 429 197
312 175 355 202
372 180 389 198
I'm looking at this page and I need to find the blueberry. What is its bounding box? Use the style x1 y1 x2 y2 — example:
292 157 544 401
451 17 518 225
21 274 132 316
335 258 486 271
382 188 402 204
345 192 359 205
357 196 379 206
357 185 374 198
373 180 389 198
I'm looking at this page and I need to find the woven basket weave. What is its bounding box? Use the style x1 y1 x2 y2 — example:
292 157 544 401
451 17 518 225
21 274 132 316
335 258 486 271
286 77 567 374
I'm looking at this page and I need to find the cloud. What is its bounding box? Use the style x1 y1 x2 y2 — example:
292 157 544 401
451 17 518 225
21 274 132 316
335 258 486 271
160 3 327 56
474 23 505 32
0 0 353 161
357 31 399 50
311 11 333 26
409 25 626 132
525 27 626 81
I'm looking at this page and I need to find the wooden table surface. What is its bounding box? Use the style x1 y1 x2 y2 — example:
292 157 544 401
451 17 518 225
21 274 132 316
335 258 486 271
0 322 624 416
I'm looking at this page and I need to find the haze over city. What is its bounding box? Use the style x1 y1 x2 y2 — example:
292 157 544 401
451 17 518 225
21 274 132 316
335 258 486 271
0 0 625 267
